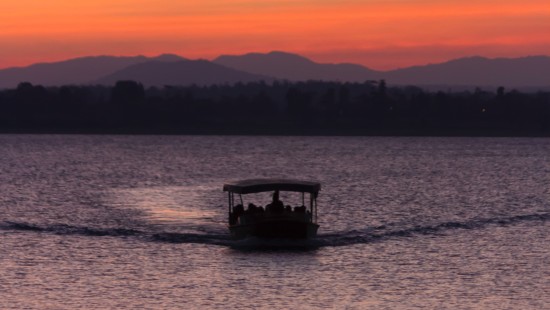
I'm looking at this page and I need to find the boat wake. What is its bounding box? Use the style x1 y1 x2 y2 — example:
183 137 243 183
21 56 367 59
1 221 142 237
0 221 234 246
1 212 548 248
318 212 550 247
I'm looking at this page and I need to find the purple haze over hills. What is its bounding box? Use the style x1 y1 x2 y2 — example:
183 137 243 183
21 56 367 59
0 54 185 88
213 51 379 82
94 60 272 87
216 52 550 89
383 56 550 88
0 51 549 89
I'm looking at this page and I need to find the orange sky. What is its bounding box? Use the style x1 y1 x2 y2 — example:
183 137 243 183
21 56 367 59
1 0 549 70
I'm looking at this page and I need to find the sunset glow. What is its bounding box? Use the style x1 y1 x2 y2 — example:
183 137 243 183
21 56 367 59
1 0 549 69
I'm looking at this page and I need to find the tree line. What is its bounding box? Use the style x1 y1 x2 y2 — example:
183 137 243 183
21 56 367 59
0 80 549 135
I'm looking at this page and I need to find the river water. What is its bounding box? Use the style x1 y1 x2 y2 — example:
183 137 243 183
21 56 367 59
1 135 548 309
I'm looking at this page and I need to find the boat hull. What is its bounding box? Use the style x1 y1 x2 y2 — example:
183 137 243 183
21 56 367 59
229 220 319 239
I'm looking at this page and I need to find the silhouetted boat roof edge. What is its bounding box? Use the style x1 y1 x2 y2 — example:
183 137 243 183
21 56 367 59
223 178 321 194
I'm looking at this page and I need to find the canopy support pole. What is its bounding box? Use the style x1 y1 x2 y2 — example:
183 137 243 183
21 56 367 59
309 193 313 222
228 192 232 223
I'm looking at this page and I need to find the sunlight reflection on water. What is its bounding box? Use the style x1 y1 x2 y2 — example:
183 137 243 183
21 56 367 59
107 185 220 225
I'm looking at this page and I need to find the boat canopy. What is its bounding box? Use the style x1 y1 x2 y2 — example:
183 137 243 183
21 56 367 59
223 179 321 195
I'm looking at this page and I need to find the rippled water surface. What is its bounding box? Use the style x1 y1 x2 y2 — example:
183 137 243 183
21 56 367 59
1 135 549 309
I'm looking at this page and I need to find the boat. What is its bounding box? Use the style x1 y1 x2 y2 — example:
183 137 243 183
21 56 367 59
223 179 320 239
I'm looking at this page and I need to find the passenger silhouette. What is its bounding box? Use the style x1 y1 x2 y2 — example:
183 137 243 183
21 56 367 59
267 190 285 213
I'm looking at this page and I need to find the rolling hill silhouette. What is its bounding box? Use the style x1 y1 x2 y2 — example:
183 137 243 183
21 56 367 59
214 51 380 82
94 60 272 87
215 52 550 89
1 51 549 89
0 54 185 89
384 56 550 88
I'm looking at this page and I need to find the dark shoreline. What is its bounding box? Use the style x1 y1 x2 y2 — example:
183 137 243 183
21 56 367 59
1 126 548 137
2 80 549 138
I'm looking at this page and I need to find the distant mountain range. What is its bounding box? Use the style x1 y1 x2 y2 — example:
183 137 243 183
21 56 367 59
0 54 185 88
94 59 271 86
214 51 379 82
1 51 549 89
383 56 550 88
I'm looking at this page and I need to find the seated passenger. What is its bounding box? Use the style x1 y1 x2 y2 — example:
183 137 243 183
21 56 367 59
247 203 258 214
270 190 285 213
233 204 245 222
234 204 244 215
